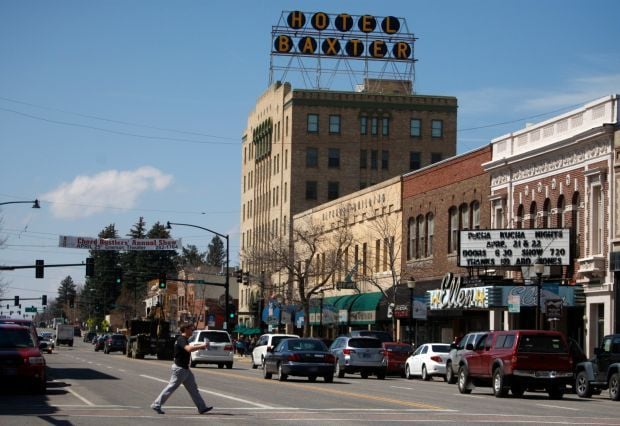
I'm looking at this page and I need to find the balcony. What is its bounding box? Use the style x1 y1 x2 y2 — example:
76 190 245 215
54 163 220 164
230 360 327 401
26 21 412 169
577 255 606 279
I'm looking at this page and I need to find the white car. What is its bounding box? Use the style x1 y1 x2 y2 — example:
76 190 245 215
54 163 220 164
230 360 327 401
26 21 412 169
405 343 451 381
188 329 234 369
251 333 299 369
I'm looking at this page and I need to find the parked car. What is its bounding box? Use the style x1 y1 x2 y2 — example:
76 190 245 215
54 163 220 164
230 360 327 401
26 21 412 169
457 330 573 399
104 334 127 354
94 334 108 352
0 324 47 393
329 336 386 379
348 330 393 343
188 329 234 369
575 334 620 401
38 332 55 354
0 318 39 345
263 338 335 382
382 342 413 377
445 332 488 384
405 343 450 380
83 331 97 343
251 333 300 369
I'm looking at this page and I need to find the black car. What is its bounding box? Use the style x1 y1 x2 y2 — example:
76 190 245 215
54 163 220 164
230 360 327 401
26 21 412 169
104 334 127 354
263 338 335 383
575 334 620 401
94 334 108 352
83 331 97 343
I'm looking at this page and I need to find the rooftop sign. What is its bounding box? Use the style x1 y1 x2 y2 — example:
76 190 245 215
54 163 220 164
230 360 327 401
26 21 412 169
459 229 570 267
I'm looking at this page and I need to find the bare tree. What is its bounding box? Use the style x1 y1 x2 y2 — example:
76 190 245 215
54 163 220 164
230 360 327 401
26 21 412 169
242 216 353 337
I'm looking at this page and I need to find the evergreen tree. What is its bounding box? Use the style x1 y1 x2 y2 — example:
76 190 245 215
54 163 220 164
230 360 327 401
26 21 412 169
56 276 77 319
206 236 226 267
178 244 207 268
86 224 121 320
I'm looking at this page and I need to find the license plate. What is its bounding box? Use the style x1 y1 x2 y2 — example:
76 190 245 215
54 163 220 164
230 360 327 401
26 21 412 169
308 367 318 373
360 353 370 358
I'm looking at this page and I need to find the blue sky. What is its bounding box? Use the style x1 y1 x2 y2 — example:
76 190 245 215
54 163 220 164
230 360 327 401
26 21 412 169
1 1 619 312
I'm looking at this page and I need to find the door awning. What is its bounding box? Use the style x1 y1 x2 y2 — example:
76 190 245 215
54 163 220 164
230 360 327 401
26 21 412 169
350 292 383 325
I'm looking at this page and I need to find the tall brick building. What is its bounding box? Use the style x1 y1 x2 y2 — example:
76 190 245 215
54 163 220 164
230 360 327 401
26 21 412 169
239 79 457 327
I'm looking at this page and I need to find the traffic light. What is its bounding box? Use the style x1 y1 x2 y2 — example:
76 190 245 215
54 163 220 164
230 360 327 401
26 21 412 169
242 271 249 285
41 295 47 306
158 272 167 289
14 296 19 306
35 259 44 279
85 257 94 277
236 269 243 283
228 303 237 320
115 268 123 285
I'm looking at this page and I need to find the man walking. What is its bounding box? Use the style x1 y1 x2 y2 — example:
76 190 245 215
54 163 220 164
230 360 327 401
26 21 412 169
151 323 213 415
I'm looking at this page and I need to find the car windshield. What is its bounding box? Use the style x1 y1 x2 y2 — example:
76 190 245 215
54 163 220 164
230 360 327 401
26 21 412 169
272 336 297 347
518 335 567 353
431 344 450 353
200 332 230 343
349 338 382 348
0 328 35 348
287 340 327 352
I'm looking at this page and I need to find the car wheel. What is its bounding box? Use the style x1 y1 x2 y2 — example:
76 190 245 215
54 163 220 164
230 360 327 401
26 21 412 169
511 382 525 397
547 384 565 400
251 356 258 369
226 362 233 369
377 371 386 380
446 363 456 384
308 376 317 382
277 363 287 381
575 371 592 398
492 368 508 397
190 361 197 368
263 364 272 380
457 365 472 394
361 371 369 379
324 374 334 383
609 372 620 401
421 365 430 381
405 364 413 380
218 363 224 369
335 361 345 378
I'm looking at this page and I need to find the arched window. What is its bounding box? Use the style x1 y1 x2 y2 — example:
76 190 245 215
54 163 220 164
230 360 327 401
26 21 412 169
459 203 469 230
572 192 581 258
426 213 434 256
417 215 425 258
556 195 565 228
529 201 537 228
449 206 458 253
516 205 524 229
470 200 480 229
542 198 550 228
407 217 416 260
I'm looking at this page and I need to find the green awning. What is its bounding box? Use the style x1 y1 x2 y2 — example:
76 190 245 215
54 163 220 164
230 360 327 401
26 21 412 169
309 296 341 314
350 292 383 325
232 324 247 333
334 294 360 310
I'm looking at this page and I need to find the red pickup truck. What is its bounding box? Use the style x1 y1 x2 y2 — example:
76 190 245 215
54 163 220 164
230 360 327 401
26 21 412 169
456 330 573 399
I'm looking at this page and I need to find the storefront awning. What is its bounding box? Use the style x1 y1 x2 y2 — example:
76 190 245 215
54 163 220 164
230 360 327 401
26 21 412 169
350 292 382 325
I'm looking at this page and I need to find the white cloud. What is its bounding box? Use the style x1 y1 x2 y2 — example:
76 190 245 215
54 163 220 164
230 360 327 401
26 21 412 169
43 166 173 219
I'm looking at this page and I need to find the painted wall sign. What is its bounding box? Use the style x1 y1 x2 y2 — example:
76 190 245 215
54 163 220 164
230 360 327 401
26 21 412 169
272 11 415 61
459 228 570 267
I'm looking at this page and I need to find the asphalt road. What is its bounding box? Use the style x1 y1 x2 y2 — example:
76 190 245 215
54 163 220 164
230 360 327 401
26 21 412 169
1 338 619 425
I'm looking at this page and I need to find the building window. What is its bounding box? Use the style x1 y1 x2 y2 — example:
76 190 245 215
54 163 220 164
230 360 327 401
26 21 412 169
382 117 389 136
427 213 434 256
471 201 480 229
410 152 421 170
449 207 458 253
431 152 442 164
329 115 341 134
305 181 317 200
529 201 537 228
516 204 524 229
407 217 415 260
431 120 443 138
381 150 389 170
327 181 339 200
417 215 425 258
542 198 550 228
556 195 565 228
591 184 603 255
572 192 581 258
459 203 469 230
307 114 319 133
328 148 340 168
375 239 381 272
410 119 421 137
360 116 368 135
306 147 318 167
360 149 367 169
371 117 378 135
370 150 378 169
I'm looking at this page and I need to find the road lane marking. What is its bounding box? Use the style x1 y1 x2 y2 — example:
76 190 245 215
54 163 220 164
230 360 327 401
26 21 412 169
140 374 275 409
391 386 413 390
65 386 95 406
537 404 580 411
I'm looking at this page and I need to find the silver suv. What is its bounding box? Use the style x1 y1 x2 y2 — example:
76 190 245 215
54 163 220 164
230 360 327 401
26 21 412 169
329 336 386 380
445 331 488 384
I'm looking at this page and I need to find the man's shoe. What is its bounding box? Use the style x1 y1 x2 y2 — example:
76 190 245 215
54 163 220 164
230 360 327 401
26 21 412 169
199 406 213 414
151 406 165 414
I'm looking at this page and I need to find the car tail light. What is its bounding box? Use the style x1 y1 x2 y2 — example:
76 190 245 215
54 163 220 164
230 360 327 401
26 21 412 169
430 355 443 363
224 344 233 351
343 348 355 355
511 354 518 368
288 353 302 362
325 354 335 363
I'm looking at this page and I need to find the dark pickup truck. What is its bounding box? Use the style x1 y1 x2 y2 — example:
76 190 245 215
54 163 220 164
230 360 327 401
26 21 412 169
457 330 574 399
575 334 620 401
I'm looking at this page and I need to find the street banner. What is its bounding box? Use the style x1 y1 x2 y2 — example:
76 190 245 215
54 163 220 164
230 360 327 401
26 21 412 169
59 236 182 251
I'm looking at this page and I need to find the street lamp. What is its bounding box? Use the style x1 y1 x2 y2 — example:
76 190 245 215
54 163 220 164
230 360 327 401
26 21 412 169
166 221 230 331
406 279 416 347
319 290 325 338
0 199 40 208
533 261 544 330
276 294 284 333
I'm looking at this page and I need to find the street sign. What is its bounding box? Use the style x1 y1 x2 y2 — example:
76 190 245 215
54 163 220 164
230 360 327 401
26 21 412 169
25 306 37 313
546 299 563 320
336 281 357 290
